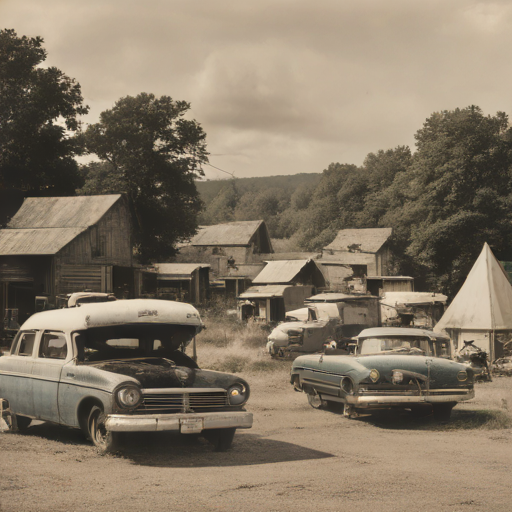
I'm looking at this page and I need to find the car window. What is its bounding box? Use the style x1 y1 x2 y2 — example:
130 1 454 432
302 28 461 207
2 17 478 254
39 333 68 360
17 332 37 356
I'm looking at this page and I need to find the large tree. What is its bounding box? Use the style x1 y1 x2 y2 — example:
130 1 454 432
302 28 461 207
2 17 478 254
386 106 512 294
0 29 88 207
82 93 208 263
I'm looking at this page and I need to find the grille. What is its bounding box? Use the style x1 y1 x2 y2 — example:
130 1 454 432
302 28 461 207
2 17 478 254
135 391 228 414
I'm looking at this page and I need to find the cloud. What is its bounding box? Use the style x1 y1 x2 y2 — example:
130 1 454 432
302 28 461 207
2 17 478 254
2 0 512 178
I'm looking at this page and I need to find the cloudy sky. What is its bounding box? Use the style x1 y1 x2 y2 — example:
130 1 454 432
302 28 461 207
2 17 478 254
2 0 512 179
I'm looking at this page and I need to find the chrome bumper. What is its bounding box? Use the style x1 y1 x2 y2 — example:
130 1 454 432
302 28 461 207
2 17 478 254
345 389 475 407
105 411 253 433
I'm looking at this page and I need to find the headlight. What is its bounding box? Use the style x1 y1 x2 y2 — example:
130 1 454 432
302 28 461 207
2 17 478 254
116 385 142 408
340 376 354 395
369 369 380 383
457 370 468 382
227 382 248 406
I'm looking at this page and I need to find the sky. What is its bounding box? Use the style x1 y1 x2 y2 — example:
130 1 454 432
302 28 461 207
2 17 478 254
2 0 512 180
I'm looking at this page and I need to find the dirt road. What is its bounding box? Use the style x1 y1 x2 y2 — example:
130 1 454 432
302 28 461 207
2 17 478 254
1 372 511 512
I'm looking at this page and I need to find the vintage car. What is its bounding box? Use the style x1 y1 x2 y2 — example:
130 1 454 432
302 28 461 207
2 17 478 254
0 299 252 451
290 327 475 420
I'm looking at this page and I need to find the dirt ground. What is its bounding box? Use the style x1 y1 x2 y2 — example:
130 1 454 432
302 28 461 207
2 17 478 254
1 370 511 512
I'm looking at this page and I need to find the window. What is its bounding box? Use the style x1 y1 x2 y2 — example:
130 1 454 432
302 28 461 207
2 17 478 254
39 333 68 360
17 332 36 356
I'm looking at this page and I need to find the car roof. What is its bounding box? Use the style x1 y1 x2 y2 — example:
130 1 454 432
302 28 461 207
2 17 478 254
357 327 449 341
20 299 203 332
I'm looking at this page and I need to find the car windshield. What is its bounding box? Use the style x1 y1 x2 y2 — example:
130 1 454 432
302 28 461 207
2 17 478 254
358 336 431 355
74 324 199 367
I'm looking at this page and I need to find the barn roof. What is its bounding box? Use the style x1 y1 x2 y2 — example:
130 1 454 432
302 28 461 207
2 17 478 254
190 220 266 246
8 195 122 229
0 228 86 255
324 228 392 253
252 260 311 284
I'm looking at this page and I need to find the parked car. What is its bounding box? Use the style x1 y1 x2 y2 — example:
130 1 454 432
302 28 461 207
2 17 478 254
290 327 474 420
0 299 252 451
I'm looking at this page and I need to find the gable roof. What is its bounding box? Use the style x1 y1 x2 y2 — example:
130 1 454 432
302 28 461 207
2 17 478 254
8 195 122 229
434 243 512 331
252 260 311 284
324 228 392 253
190 220 267 246
0 227 86 255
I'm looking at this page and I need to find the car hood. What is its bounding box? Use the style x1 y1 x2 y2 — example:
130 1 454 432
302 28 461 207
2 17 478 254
88 358 246 390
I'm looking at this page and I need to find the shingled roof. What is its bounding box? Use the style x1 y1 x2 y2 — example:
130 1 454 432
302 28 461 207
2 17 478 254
0 195 123 256
190 220 271 247
324 228 392 254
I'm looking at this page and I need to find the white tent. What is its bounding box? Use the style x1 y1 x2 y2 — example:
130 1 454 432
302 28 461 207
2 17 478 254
434 243 512 359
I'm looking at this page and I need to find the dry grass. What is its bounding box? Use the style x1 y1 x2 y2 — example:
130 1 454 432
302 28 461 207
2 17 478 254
195 305 286 374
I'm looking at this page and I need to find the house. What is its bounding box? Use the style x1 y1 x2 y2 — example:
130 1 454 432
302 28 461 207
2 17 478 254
322 228 393 282
237 260 326 323
176 220 273 299
0 194 132 327
152 263 210 304
178 220 273 267
434 243 512 361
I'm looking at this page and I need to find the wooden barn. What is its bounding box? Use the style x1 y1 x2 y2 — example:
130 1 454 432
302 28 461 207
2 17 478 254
0 194 132 328
322 228 393 278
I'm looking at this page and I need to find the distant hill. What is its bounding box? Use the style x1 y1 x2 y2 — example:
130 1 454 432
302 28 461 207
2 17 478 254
196 173 322 206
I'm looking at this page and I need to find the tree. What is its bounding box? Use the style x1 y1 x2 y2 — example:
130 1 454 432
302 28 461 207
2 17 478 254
387 107 512 294
198 180 239 225
0 29 88 205
82 93 208 263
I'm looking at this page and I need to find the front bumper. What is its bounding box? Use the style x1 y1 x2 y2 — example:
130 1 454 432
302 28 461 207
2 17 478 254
345 389 475 408
105 411 253 434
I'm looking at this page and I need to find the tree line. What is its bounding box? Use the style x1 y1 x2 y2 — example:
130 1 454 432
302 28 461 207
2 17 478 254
200 108 512 297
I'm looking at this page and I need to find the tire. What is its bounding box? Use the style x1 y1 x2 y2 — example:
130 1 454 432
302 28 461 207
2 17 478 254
307 392 325 409
88 406 119 452
203 428 236 452
432 403 455 421
15 415 32 430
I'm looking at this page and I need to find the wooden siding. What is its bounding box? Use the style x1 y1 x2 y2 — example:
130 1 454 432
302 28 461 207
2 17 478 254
56 265 113 295
55 197 131 267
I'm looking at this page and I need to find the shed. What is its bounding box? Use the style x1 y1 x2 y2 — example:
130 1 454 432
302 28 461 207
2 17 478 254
237 284 315 323
252 259 326 289
179 220 273 266
0 195 132 327
153 263 210 304
322 228 393 277
366 275 414 296
434 243 512 360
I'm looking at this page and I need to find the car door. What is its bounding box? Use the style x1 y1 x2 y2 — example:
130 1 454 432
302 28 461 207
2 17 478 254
31 331 70 423
0 330 38 416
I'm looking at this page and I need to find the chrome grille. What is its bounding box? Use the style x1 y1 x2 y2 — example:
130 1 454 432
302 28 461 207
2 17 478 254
136 390 228 414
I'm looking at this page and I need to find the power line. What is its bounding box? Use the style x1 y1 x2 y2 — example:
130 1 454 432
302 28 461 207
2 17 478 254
204 162 236 178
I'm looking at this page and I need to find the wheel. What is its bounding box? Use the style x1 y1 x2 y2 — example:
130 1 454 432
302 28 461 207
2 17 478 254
15 415 32 430
88 406 119 452
432 403 455 421
307 392 325 409
203 428 236 452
